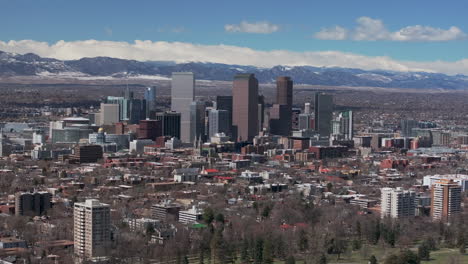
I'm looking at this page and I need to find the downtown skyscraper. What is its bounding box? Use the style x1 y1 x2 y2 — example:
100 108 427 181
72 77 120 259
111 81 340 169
270 76 293 136
144 86 157 117
171 72 194 143
232 74 258 142
314 93 333 137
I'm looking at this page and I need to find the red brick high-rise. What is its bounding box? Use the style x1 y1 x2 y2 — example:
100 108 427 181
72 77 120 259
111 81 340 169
232 74 258 142
276 76 293 107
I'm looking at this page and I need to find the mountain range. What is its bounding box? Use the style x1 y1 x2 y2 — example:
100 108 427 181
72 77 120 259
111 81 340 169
1 50 468 90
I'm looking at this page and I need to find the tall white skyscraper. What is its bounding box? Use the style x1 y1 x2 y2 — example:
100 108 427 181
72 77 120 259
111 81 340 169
304 102 311 115
74 199 111 260
381 187 416 219
171 72 194 143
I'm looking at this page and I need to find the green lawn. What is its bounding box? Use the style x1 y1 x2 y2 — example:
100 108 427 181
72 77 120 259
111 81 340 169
269 246 468 264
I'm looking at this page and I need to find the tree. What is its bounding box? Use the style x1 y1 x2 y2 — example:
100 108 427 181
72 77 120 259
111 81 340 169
298 229 309 252
285 256 295 264
398 250 420 264
240 238 250 264
261 205 272 219
326 238 347 260
203 207 215 224
460 240 466 254
426 237 437 251
254 238 264 264
215 213 225 223
369 255 378 264
316 253 327 264
356 221 362 239
263 239 273 264
383 254 399 264
457 233 466 254
418 243 430 261
352 239 362 251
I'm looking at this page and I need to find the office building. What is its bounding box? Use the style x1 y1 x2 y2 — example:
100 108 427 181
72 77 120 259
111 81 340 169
401 119 418 137
130 139 154 154
155 112 181 139
269 104 291 136
291 108 301 130
190 101 206 143
232 74 258 142
276 76 293 107
381 187 416 219
314 93 333 137
0 130 11 157
171 72 195 143
304 102 311 114
216 96 233 134
431 179 462 222
106 96 125 121
15 191 52 216
74 199 111 260
99 103 119 126
423 174 468 192
178 206 203 224
74 145 103 163
332 110 354 140
144 86 157 117
208 109 231 138
151 202 181 222
298 113 313 131
138 120 162 140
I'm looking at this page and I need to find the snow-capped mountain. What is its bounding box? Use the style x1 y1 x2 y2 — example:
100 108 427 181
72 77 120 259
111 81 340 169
1 50 467 90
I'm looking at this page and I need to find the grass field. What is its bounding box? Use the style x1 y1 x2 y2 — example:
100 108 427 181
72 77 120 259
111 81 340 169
266 246 468 264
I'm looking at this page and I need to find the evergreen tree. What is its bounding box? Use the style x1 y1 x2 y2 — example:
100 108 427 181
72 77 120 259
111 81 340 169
426 237 437 251
215 213 225 223
261 205 272 219
203 207 215 224
254 238 264 264
316 253 327 264
263 239 274 264
240 238 250 264
418 242 430 261
356 221 362 239
298 229 309 252
275 235 287 259
285 256 295 264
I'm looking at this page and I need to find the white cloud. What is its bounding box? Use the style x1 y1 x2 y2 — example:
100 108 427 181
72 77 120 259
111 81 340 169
225 21 279 34
0 39 468 75
315 17 467 42
314 26 348 40
104 27 113 37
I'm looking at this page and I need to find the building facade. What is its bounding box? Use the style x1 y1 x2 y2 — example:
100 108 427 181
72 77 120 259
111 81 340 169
431 179 462 222
381 187 416 219
171 72 195 143
314 93 333 137
74 199 111 260
232 74 258 142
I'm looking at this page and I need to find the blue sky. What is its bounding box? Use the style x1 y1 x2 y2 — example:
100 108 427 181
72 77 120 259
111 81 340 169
1 0 468 74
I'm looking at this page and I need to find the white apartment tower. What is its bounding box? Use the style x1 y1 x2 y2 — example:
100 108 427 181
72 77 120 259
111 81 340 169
74 199 111 260
381 187 416 219
171 72 195 143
